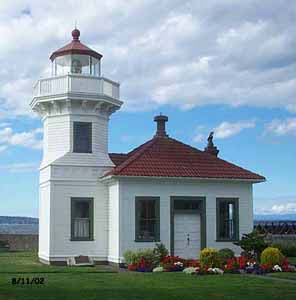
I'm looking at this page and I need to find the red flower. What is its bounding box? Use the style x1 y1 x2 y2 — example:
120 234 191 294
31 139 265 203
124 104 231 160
260 263 272 271
128 263 138 271
282 258 289 272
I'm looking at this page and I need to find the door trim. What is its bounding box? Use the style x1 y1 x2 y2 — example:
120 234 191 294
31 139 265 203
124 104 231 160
170 196 206 256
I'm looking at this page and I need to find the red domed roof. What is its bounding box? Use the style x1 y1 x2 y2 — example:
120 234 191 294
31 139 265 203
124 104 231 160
50 28 103 61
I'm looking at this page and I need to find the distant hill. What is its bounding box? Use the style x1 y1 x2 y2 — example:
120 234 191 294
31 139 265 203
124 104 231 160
0 216 38 235
254 214 296 221
0 216 38 224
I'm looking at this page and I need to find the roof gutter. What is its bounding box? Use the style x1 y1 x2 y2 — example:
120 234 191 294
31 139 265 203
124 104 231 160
100 174 266 184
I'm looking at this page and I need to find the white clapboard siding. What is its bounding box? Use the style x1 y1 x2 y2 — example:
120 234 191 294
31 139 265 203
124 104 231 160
114 178 253 262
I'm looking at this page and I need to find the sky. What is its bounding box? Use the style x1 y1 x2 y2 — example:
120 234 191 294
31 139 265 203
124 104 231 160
0 0 296 218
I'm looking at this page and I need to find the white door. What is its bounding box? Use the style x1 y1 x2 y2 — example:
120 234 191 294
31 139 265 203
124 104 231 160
174 213 201 259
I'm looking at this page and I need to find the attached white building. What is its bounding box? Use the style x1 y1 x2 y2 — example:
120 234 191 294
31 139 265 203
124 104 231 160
31 29 265 266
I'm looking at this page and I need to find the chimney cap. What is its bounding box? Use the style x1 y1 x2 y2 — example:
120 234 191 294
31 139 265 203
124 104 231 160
154 114 168 122
154 114 168 137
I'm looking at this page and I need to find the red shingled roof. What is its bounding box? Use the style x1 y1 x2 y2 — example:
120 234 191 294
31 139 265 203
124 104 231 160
107 136 265 181
50 28 102 61
109 153 128 166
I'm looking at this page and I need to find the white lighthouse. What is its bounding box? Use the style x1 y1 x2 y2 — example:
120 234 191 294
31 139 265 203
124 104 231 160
31 28 122 265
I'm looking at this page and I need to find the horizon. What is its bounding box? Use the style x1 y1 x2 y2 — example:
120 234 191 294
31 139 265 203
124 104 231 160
0 1 295 218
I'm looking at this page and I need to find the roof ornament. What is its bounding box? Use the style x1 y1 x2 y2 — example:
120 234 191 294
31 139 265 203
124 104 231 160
204 131 219 157
72 27 80 41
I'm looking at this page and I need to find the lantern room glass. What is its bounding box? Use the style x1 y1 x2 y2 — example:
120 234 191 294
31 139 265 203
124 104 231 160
52 54 101 77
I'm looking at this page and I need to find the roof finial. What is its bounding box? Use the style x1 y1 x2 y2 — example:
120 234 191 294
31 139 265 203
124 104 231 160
72 26 80 41
204 131 219 156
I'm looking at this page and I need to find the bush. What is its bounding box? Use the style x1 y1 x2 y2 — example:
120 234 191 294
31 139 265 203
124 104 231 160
272 243 296 257
261 247 284 266
153 243 169 265
218 248 235 266
0 241 8 248
200 248 220 269
234 231 268 259
123 248 155 265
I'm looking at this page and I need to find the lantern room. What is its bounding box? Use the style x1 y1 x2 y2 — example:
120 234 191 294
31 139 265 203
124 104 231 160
50 28 102 77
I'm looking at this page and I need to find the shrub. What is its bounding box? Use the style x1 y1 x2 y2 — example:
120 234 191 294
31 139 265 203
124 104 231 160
200 248 220 269
272 243 296 257
0 240 8 248
261 247 284 266
153 243 169 265
234 231 268 259
218 248 235 266
123 248 155 266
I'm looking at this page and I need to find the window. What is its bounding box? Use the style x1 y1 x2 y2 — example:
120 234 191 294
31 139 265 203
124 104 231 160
216 198 239 241
135 197 160 242
71 198 93 241
73 122 92 153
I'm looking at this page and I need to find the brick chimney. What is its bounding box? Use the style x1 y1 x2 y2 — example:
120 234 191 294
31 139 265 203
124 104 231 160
154 114 168 138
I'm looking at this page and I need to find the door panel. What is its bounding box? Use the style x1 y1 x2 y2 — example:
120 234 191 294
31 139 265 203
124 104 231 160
174 213 201 259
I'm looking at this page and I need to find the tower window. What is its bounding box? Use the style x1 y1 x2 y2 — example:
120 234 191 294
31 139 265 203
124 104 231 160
73 122 92 153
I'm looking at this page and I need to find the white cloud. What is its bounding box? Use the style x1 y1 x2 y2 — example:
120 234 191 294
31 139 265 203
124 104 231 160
256 202 296 215
0 126 42 151
0 162 38 173
193 133 204 143
213 120 256 139
266 118 296 136
1 1 296 115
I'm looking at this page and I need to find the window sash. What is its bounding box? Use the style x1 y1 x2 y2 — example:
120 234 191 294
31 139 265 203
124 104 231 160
135 197 160 242
71 198 94 241
216 198 239 241
73 122 92 153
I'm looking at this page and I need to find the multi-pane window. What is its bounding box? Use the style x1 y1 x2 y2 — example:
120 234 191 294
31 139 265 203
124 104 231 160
216 198 239 241
71 198 93 241
73 122 92 153
135 197 160 242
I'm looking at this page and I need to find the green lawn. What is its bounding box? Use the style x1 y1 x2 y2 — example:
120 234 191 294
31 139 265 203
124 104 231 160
288 257 296 265
0 252 296 300
269 272 296 281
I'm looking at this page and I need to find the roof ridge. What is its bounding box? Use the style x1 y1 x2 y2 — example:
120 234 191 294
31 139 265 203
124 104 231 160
112 137 158 174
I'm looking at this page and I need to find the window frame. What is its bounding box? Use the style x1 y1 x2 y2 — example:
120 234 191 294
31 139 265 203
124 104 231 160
71 197 94 241
135 196 160 242
73 121 92 154
216 198 239 242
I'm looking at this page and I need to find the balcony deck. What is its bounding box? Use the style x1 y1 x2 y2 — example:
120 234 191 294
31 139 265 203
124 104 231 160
33 74 120 101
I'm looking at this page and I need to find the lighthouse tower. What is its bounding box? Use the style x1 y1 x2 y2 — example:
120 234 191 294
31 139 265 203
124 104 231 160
31 29 122 265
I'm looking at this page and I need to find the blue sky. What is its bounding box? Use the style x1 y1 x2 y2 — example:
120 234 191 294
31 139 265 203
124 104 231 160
0 1 296 217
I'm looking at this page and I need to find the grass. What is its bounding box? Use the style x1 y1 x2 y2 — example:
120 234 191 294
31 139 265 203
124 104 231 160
0 251 115 273
269 272 296 281
0 252 296 300
288 257 296 265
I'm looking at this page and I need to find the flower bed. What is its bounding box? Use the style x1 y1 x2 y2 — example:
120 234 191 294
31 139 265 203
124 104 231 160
124 244 296 275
